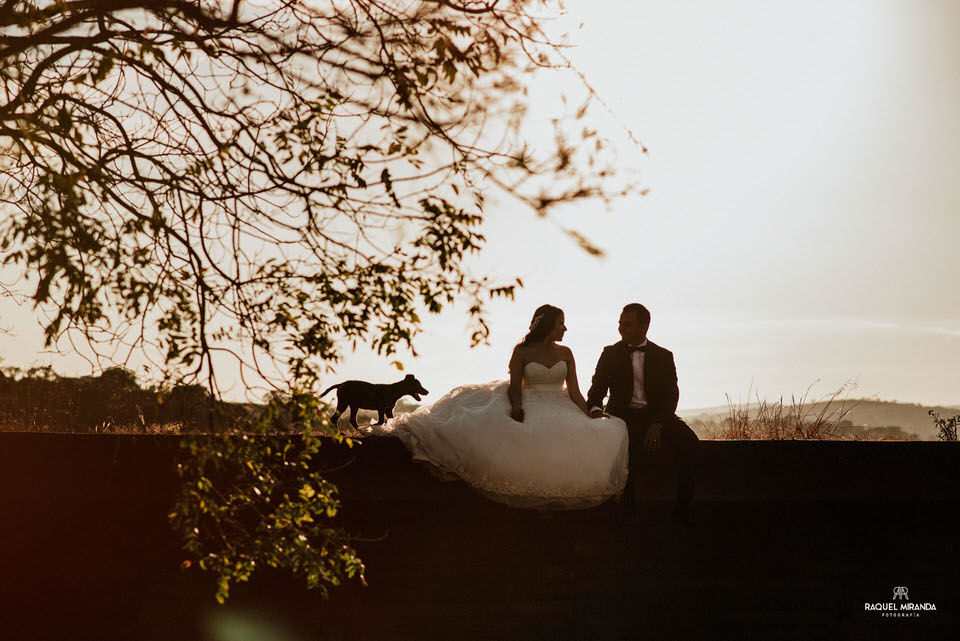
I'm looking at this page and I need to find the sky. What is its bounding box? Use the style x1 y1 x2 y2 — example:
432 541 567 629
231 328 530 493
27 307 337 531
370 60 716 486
1 0 958 410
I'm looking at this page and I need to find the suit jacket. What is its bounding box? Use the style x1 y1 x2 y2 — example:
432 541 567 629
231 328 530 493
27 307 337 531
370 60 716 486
586 340 679 426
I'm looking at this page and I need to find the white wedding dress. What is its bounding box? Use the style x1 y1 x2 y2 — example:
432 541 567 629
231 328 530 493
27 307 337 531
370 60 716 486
384 361 629 509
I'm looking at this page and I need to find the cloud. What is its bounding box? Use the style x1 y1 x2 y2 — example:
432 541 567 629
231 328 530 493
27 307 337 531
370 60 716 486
859 320 899 330
920 325 960 338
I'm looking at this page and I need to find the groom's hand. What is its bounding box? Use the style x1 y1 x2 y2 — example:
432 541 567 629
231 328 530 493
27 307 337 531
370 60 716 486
510 406 525 422
643 423 664 451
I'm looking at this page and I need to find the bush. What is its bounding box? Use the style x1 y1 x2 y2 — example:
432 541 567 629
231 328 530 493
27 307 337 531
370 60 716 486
928 411 959 441
0 367 259 433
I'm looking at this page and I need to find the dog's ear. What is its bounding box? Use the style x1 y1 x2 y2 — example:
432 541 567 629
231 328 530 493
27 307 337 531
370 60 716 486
404 374 415 380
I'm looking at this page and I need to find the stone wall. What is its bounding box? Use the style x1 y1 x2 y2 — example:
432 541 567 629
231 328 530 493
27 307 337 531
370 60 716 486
1 434 956 640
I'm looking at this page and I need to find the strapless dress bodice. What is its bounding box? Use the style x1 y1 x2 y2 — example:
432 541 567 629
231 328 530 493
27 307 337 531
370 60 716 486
522 361 566 391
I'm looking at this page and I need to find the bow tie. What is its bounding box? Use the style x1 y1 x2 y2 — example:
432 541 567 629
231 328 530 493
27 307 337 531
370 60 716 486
628 344 647 352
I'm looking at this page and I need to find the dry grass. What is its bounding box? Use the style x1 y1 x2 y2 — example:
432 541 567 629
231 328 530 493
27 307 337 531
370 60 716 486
0 417 188 434
704 381 890 440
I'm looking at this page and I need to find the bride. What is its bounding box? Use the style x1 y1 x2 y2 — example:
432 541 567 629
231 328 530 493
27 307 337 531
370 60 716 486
386 305 629 509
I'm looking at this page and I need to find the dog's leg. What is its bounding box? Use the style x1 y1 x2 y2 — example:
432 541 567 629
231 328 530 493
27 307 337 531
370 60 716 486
330 396 348 432
348 406 360 429
374 409 386 425
385 406 394 419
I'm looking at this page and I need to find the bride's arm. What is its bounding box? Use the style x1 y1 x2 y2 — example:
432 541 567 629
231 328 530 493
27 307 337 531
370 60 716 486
562 348 590 416
507 345 525 422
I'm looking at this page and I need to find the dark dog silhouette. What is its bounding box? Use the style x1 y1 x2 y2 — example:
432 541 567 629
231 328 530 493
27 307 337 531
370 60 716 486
320 374 429 430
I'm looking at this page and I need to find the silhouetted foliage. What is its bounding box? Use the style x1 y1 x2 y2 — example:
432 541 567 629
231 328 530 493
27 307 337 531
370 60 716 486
0 365 252 432
928 410 959 441
1 0 629 393
1 0 634 602
170 430 365 604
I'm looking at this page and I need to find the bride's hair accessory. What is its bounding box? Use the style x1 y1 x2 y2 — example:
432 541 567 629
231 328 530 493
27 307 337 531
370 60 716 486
529 311 549 332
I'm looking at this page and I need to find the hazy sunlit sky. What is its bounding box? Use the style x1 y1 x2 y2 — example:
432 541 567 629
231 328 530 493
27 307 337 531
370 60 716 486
2 0 958 409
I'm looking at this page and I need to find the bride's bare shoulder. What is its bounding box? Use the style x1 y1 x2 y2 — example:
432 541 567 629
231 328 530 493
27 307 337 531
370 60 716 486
510 342 529 363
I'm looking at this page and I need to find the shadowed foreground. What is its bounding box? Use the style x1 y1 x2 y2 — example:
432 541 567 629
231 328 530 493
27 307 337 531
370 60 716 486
1 435 957 640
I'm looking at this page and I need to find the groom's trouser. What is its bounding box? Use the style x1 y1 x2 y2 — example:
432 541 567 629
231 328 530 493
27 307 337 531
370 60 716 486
621 407 699 515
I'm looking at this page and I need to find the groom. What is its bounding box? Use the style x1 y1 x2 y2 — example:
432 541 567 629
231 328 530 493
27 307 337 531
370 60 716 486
587 303 699 527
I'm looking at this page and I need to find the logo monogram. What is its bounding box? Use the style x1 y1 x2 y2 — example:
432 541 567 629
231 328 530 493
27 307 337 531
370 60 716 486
865 585 934 617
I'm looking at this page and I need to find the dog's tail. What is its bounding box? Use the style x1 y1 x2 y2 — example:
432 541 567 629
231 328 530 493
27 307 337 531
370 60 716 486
319 383 341 398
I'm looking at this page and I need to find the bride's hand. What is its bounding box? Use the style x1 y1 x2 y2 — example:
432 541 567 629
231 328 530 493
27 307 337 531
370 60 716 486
510 406 525 422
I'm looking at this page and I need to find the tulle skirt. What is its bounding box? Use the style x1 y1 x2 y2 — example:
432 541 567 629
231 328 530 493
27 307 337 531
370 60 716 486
384 381 629 509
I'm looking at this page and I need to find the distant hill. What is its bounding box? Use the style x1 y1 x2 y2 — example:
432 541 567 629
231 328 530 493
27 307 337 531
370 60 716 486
680 399 959 441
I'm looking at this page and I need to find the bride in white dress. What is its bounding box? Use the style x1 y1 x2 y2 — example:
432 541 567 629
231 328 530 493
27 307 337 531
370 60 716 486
386 305 629 509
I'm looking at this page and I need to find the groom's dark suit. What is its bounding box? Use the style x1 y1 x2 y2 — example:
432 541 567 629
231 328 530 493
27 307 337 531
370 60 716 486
586 340 699 515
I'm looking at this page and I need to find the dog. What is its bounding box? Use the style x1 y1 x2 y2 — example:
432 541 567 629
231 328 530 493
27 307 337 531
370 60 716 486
320 374 429 430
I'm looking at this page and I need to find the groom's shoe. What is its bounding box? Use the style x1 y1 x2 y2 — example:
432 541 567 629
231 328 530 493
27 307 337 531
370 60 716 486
671 505 698 528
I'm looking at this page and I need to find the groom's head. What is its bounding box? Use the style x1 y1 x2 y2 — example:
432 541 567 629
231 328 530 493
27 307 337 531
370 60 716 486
619 303 650 345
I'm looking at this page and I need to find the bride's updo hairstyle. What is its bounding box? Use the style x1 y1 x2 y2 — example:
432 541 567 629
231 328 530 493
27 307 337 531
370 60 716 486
521 304 563 345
